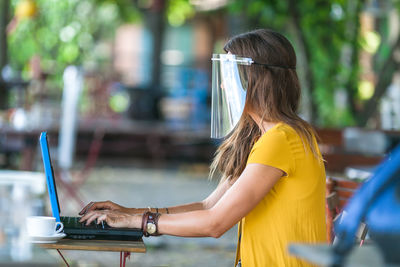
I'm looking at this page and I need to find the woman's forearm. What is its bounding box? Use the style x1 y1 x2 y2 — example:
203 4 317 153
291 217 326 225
128 201 205 215
129 178 232 215
157 209 225 238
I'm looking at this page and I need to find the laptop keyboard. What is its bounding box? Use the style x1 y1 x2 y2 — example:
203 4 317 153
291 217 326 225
59 216 143 241
61 216 110 229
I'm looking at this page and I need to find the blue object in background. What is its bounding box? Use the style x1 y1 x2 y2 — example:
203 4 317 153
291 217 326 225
185 68 209 127
165 67 210 127
333 144 400 266
365 176 400 263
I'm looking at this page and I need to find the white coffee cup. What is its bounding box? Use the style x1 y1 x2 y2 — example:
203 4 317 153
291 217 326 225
26 216 64 237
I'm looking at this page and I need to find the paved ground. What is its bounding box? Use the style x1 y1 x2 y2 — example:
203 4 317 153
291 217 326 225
55 160 237 267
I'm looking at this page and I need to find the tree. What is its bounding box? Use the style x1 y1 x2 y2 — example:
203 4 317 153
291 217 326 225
228 0 399 128
6 0 189 103
7 0 141 90
357 2 400 126
227 0 361 126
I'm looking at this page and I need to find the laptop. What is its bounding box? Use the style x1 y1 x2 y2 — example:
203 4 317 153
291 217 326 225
39 131 143 241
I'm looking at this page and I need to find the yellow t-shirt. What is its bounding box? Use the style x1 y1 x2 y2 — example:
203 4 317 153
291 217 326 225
235 122 327 267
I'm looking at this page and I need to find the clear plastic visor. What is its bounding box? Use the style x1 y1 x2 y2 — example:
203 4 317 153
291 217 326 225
211 54 251 139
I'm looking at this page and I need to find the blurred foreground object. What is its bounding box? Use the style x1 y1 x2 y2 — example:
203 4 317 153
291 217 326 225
290 144 400 266
333 144 400 265
0 170 48 264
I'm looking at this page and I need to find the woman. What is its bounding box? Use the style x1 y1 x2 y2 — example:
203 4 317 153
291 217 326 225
80 29 327 266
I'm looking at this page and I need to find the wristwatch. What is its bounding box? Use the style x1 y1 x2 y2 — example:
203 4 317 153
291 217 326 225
142 212 161 237
146 220 157 235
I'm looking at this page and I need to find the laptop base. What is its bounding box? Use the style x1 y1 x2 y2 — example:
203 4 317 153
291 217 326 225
61 216 143 241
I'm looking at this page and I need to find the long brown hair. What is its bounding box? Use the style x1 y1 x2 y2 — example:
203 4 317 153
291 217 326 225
210 29 320 183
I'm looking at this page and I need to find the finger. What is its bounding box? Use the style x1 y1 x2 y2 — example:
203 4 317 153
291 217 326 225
79 201 94 215
84 211 103 225
79 210 91 222
83 202 99 214
97 214 108 224
80 202 106 215
85 201 112 213
79 210 99 223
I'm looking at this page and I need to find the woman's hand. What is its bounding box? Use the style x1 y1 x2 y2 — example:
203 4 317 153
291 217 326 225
79 200 132 215
79 210 142 229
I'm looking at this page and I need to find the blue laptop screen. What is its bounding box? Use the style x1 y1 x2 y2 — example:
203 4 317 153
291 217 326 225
39 132 61 222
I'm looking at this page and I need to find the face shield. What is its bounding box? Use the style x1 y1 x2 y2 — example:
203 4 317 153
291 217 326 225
211 54 252 139
210 54 296 139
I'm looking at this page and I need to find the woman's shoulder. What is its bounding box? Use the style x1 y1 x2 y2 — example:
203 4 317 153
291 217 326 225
250 122 296 154
257 122 299 144
247 122 297 174
253 122 306 158
274 122 299 136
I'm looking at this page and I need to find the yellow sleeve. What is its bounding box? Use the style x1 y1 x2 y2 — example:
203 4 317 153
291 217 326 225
247 129 295 176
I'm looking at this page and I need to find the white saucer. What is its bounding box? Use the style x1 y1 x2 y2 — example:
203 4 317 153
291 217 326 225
29 233 66 243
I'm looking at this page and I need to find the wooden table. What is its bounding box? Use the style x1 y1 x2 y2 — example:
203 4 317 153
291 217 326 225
40 238 146 267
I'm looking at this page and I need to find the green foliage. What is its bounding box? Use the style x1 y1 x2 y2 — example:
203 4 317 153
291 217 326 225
7 0 388 127
227 0 362 127
167 0 195 27
8 0 141 88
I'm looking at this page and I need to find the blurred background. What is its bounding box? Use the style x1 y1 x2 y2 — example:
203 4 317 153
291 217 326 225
1 0 400 266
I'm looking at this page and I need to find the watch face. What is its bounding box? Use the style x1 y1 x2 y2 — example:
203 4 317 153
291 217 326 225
147 223 156 234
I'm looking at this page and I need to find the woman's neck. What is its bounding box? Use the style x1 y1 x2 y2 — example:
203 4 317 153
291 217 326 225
248 112 278 134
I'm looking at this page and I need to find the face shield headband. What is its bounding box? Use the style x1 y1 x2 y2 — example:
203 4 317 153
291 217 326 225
210 53 295 139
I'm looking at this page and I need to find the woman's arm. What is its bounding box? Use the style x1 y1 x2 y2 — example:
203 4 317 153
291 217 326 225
140 177 233 214
157 163 282 238
79 177 233 215
165 177 233 213
80 163 282 238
